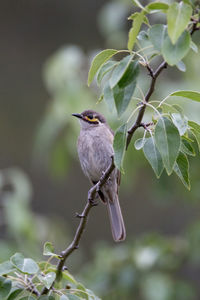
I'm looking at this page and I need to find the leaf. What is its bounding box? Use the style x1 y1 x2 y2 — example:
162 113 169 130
128 12 145 51
188 121 200 151
113 82 136 117
190 40 198 53
137 30 149 42
103 82 115 112
167 1 192 44
174 152 190 190
19 297 37 300
43 242 59 258
62 270 77 284
7 289 23 300
38 272 56 289
60 296 69 300
76 283 89 300
171 113 188 136
97 61 117 85
180 139 195 156
155 117 181 175
162 31 190 66
0 276 12 300
118 61 139 88
170 90 200 102
131 0 145 10
146 2 169 12
176 60 186 72
66 295 81 300
38 296 55 300
87 49 118 86
10 253 39 275
113 123 127 172
149 24 167 52
134 137 146 150
0 261 15 275
109 55 133 88
112 61 139 117
143 136 164 178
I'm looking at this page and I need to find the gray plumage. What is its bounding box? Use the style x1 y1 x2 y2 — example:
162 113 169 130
73 110 126 242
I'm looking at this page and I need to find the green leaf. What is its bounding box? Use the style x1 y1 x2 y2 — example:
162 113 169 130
190 40 198 53
113 82 136 117
167 1 192 44
62 270 77 284
66 295 81 300
60 296 69 300
118 61 139 88
146 2 169 12
0 276 12 300
143 136 164 178
43 242 59 258
10 253 39 275
20 297 37 300
174 152 190 190
176 60 186 72
112 61 139 117
131 0 145 10
188 121 200 151
38 272 56 289
128 12 145 51
103 82 115 112
7 289 23 300
38 296 55 300
134 137 146 150
137 30 148 42
87 49 118 86
109 55 133 88
76 283 89 300
170 90 200 102
171 113 188 136
113 123 127 172
149 24 167 52
0 261 15 275
180 139 195 156
155 117 181 175
162 31 190 66
97 61 117 85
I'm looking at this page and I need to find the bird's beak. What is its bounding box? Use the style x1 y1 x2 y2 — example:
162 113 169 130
72 113 83 119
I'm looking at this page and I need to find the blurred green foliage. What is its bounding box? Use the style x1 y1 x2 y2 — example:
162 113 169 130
0 168 71 261
80 230 200 300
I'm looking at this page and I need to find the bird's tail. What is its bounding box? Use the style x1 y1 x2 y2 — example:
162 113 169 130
107 195 126 242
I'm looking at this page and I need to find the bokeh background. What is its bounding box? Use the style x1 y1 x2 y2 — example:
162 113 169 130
0 0 200 299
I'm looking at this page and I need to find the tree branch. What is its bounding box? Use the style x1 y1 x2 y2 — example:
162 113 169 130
126 61 167 149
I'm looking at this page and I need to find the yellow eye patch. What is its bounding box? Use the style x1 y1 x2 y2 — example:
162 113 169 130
85 116 99 122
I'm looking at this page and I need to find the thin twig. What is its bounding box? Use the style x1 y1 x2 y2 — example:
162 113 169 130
26 277 40 297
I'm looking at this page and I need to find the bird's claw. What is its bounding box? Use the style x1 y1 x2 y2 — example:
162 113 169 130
88 197 98 206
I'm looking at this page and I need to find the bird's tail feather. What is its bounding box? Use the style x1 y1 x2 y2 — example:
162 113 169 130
107 195 126 242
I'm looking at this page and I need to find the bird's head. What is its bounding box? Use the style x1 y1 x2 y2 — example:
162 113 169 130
72 110 106 130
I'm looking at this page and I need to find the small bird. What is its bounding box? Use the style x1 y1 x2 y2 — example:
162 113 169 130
72 110 126 242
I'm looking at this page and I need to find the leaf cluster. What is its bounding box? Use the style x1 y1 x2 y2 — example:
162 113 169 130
0 245 99 300
87 0 200 188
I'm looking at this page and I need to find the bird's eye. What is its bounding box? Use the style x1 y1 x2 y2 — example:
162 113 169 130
87 114 93 120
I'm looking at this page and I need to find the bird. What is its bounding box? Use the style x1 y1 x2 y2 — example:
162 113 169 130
72 109 126 242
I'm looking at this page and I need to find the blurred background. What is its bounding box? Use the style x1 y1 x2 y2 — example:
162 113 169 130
0 0 200 299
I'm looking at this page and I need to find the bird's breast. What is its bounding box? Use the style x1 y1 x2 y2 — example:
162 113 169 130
78 126 114 181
